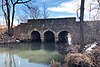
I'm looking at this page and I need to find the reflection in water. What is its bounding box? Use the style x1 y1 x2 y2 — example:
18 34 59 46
43 43 55 51
0 53 49 67
30 42 41 50
0 43 62 67
0 42 56 50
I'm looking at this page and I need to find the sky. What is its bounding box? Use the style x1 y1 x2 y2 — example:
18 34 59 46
0 0 100 25
36 0 79 18
36 0 99 20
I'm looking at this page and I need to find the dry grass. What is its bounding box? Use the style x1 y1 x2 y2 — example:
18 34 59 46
63 53 93 67
91 47 100 67
50 46 100 67
50 60 61 67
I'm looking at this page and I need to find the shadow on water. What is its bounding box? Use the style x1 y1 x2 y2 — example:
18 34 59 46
43 43 55 51
0 42 56 51
30 42 56 51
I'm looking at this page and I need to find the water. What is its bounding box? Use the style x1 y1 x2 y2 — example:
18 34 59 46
0 42 62 67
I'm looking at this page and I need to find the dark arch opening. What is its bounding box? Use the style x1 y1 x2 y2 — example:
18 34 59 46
58 31 69 43
44 31 55 42
31 31 41 42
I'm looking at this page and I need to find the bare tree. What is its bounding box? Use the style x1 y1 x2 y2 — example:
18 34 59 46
88 0 100 20
15 13 29 24
1 0 32 36
23 4 40 19
42 2 49 19
94 0 100 20
23 2 49 19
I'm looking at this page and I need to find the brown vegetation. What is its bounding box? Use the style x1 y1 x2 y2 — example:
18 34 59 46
0 33 16 44
50 45 100 67
63 53 93 67
50 60 61 67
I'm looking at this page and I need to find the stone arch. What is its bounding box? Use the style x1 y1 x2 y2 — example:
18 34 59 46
58 31 69 43
43 31 55 42
42 29 55 36
31 31 41 42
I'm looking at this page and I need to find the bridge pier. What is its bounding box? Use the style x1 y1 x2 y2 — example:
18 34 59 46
55 36 58 43
41 37 44 42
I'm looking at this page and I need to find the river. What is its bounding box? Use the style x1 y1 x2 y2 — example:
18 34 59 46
0 42 62 67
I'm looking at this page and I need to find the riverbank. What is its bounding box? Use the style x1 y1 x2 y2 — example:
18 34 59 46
50 44 100 67
0 33 17 44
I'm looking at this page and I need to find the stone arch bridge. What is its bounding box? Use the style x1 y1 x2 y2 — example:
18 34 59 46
14 17 100 44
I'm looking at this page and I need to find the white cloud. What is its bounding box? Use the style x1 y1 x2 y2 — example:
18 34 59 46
49 15 75 18
48 0 81 13
48 0 100 20
48 0 95 13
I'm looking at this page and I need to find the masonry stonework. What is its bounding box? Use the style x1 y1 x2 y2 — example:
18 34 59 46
14 17 100 45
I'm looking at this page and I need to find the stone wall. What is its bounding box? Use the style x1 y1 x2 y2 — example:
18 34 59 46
14 17 100 44
83 21 100 44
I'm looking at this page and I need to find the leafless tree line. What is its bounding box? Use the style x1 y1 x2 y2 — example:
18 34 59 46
0 0 49 35
77 0 100 21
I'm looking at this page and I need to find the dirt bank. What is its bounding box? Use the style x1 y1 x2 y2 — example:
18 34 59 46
0 33 17 44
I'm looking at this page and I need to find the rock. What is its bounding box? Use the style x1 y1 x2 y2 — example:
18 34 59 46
16 40 20 43
85 42 99 53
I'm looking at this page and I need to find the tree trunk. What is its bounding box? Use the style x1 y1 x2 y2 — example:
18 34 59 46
11 5 15 35
6 0 11 36
80 0 85 51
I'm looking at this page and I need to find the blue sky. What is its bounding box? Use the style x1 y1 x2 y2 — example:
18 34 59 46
35 0 78 18
0 0 100 25
35 0 99 20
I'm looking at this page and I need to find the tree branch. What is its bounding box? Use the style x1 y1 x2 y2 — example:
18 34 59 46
1 0 8 26
16 0 31 4
11 0 14 4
